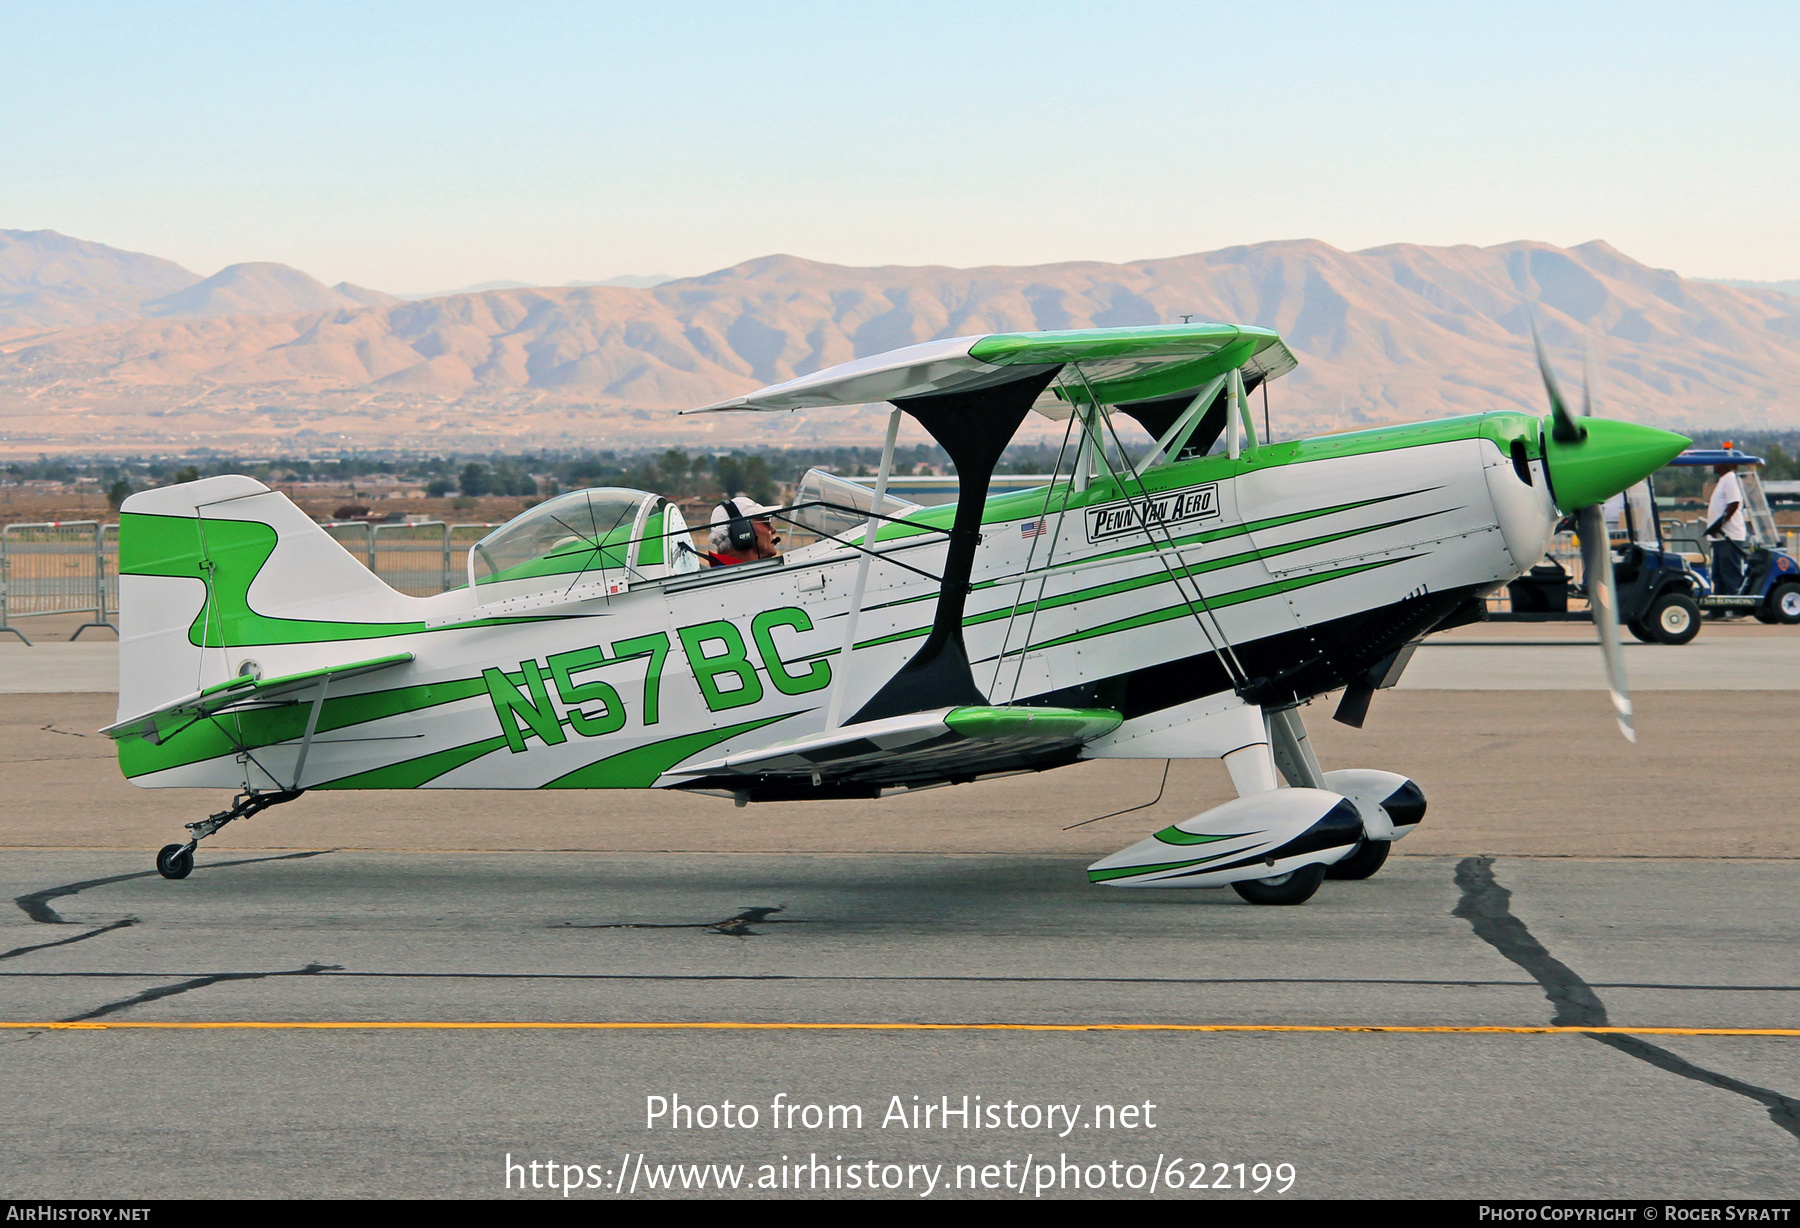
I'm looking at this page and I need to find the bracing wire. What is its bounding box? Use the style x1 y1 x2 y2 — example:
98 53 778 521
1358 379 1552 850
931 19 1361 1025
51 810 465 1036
1071 362 1250 688
988 402 1082 702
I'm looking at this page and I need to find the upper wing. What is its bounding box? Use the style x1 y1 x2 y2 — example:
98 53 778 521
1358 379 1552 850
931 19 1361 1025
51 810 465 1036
669 704 1122 790
101 652 414 741
685 324 1297 420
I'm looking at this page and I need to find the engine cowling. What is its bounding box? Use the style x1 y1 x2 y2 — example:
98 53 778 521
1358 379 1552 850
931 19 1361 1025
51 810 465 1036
1087 789 1362 888
1321 769 1427 842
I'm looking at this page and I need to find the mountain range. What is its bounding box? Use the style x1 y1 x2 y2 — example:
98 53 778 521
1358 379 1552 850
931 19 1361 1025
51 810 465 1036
1701 278 1800 301
0 230 396 330
0 227 1796 455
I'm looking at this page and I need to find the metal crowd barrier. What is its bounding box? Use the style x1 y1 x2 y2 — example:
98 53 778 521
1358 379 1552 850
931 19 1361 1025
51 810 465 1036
0 520 501 645
0 521 117 645
323 520 498 594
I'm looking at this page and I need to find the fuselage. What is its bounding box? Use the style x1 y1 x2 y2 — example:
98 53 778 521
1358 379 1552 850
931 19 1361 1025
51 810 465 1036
115 411 1558 793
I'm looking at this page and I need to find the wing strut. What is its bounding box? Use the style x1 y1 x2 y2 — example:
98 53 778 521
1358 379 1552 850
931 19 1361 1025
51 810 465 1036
288 676 330 790
824 407 903 729
848 365 1065 724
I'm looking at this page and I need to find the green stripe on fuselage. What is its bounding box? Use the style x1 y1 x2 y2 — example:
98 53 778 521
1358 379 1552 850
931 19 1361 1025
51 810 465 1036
313 734 509 790
1001 556 1416 659
116 676 490 779
852 510 1442 654
854 489 1432 618
543 712 797 789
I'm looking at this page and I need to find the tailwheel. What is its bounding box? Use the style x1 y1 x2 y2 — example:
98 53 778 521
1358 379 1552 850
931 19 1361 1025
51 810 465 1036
156 843 194 880
1231 862 1327 905
1324 837 1391 880
154 789 304 881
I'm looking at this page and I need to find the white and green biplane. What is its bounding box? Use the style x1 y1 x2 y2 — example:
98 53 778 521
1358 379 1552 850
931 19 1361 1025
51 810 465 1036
108 322 1686 903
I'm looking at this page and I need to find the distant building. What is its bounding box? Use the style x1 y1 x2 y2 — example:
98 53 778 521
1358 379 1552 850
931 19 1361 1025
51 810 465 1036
844 474 1058 507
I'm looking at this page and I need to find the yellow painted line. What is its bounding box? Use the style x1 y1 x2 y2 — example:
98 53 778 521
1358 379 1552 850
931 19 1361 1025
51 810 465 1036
4 1022 1798 1036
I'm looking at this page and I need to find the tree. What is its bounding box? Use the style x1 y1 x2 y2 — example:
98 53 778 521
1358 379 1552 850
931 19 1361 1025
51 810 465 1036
714 456 744 497
657 449 691 496
459 463 491 497
740 456 777 504
1761 441 1798 481
106 479 131 510
712 454 777 504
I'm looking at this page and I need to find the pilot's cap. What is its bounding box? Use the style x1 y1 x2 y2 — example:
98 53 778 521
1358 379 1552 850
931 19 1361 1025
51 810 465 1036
711 496 776 526
709 496 778 550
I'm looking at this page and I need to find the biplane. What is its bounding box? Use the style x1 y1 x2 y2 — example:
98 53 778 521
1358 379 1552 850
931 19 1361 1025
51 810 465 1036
107 323 1686 903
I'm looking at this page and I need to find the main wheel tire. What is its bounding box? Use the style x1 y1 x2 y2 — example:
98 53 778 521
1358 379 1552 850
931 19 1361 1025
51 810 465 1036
1766 581 1800 626
1642 592 1701 644
1324 837 1391 880
1627 619 1658 643
1231 861 1327 905
155 843 193 880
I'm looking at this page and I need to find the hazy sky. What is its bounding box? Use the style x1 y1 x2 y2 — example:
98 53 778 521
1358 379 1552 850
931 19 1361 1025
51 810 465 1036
4 1 1795 292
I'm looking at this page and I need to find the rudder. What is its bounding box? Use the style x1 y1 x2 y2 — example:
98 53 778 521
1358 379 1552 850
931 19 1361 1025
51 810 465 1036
116 476 419 722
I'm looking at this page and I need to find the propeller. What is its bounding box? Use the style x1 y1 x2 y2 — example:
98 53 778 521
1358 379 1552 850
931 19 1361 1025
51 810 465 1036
1531 316 1587 445
1531 319 1634 743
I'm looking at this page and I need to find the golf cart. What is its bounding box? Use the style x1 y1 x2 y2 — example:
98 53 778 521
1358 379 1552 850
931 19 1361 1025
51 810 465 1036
1656 448 1800 625
1504 478 1703 643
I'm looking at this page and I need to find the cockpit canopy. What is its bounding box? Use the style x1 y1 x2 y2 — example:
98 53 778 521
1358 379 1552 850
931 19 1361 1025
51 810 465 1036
468 487 700 597
788 468 921 545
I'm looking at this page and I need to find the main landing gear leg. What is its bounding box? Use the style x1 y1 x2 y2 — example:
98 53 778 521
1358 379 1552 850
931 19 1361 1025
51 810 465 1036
155 789 305 879
1265 705 1393 881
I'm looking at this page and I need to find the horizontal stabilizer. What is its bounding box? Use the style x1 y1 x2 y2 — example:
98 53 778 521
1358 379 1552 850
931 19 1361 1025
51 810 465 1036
672 704 1122 788
101 652 414 741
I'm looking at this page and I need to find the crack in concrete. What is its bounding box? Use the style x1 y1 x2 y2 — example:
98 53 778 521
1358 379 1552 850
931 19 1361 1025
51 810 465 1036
1 917 137 961
1454 855 1800 1147
61 962 343 1023
15 849 334 924
17 870 155 924
556 905 802 937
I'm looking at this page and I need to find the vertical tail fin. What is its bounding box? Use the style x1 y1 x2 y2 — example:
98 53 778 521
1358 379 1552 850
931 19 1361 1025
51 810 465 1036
117 476 419 721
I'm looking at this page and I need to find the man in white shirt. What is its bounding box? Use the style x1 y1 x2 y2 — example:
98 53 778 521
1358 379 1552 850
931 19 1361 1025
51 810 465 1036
1706 460 1748 596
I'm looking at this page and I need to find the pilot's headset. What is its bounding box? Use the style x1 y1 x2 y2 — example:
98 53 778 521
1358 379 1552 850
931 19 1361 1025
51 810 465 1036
716 497 757 553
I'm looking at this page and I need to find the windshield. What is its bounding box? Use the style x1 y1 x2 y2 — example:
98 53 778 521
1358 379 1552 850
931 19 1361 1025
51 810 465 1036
788 468 922 546
1740 470 1780 547
470 488 650 587
1605 481 1660 548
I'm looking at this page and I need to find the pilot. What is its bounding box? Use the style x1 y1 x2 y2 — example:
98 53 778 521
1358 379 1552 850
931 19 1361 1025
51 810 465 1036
704 496 782 566
1706 455 1748 598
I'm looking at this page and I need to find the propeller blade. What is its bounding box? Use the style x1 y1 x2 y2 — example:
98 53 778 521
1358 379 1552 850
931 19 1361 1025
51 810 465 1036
1578 503 1635 743
1582 341 1597 419
1531 316 1587 444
